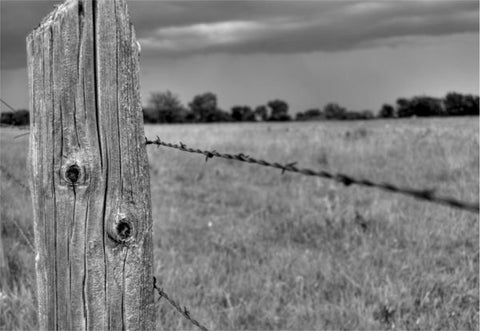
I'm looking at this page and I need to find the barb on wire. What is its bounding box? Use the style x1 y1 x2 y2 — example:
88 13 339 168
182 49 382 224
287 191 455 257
282 162 298 175
145 137 479 214
153 277 208 331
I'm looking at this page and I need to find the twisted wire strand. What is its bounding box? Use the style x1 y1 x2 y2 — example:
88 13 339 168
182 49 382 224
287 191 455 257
153 277 208 331
146 137 479 214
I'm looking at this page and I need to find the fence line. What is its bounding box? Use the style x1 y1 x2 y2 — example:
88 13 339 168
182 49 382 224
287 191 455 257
145 137 479 214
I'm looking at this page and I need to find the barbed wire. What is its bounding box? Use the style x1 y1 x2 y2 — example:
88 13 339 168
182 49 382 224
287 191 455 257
145 137 479 214
153 277 209 331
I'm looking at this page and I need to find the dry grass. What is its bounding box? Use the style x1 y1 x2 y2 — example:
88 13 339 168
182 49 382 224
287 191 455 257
1 117 478 330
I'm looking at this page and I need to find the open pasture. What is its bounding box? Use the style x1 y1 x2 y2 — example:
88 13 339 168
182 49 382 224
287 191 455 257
1 117 478 330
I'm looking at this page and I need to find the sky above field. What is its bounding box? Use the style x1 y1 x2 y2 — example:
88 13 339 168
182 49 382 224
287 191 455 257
1 0 478 114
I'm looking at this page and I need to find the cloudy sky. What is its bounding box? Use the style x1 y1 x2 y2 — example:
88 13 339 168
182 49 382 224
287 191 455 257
1 0 478 114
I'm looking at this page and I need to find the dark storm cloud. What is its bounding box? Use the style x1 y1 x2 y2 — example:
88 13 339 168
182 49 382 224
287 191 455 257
1 1 60 69
1 0 478 69
1 0 281 69
138 1 479 56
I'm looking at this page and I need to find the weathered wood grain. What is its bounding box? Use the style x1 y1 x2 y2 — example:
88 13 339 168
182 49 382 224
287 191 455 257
27 0 155 329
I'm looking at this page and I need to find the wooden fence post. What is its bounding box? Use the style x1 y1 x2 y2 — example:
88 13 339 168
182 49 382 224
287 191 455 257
27 0 155 329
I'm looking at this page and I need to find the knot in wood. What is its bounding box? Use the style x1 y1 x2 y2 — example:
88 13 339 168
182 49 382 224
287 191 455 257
108 212 136 246
65 164 81 184
60 158 87 187
116 219 132 240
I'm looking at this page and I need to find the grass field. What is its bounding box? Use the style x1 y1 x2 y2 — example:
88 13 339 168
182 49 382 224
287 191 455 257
1 117 478 330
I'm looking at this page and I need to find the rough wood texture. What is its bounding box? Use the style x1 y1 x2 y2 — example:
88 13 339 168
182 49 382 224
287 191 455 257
27 0 155 329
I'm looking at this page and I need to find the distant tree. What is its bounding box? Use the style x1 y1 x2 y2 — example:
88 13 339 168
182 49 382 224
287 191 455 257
444 92 479 116
244 106 255 121
323 103 346 119
267 99 290 121
253 105 268 122
343 112 361 120
231 105 255 122
142 107 157 124
185 111 197 123
208 109 232 122
379 104 395 118
14 110 30 125
0 112 13 125
305 108 322 118
254 105 268 121
360 110 374 119
409 96 444 117
189 92 220 122
396 98 414 118
296 112 305 121
297 108 323 121
395 96 444 117
444 92 465 116
231 106 242 121
343 111 373 120
148 90 188 123
463 94 480 115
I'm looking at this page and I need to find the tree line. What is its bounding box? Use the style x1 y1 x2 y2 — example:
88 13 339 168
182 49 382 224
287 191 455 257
143 91 479 124
0 91 478 126
142 91 292 123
